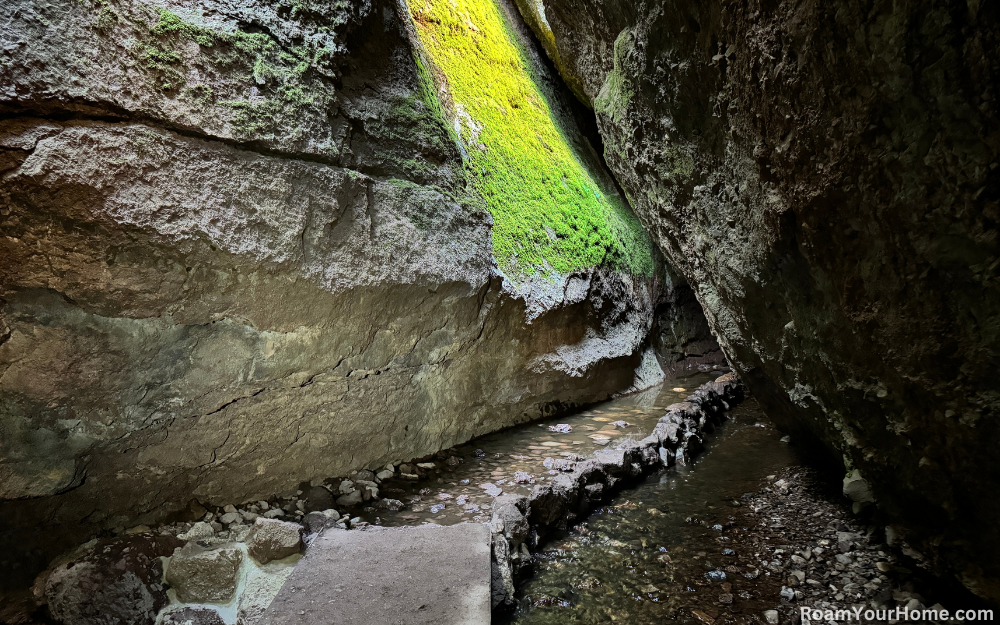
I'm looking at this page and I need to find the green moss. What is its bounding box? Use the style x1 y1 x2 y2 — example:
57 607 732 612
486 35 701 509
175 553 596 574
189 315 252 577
183 84 215 107
407 0 652 279
594 29 635 123
141 9 330 140
95 4 119 32
661 144 695 179
150 9 216 47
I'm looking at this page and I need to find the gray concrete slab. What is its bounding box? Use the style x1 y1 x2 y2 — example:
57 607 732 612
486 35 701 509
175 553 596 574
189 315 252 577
258 523 491 625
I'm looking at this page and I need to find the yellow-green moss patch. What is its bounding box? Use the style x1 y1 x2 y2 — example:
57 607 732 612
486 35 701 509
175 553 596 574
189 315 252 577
407 0 653 280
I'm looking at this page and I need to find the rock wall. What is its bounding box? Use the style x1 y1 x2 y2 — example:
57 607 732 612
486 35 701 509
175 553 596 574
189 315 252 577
0 0 707 592
516 0 1000 601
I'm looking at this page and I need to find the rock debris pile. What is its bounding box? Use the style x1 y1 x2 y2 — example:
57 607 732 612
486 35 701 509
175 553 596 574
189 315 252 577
729 468 974 625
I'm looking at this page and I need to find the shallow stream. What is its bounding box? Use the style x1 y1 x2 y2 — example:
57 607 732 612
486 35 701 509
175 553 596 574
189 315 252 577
505 397 801 624
359 372 718 527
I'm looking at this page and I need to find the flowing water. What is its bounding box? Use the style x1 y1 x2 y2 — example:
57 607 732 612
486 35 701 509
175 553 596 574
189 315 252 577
507 398 801 624
358 372 719 527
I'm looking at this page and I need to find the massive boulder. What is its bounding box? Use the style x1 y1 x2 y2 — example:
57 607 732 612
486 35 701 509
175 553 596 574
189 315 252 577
0 0 715 594
517 0 999 601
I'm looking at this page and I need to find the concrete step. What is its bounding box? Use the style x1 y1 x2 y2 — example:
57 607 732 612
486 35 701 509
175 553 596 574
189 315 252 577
259 523 491 625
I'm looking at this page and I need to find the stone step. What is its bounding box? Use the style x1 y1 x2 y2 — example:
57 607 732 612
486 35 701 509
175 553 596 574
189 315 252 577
259 523 491 625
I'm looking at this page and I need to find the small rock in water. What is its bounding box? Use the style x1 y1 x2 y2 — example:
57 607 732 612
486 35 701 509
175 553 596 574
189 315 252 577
162 607 226 625
446 456 463 466
548 424 572 433
455 495 469 505
474 449 486 458
335 490 363 507
429 504 445 514
165 544 242 603
592 437 611 445
671 387 686 393
514 471 534 484
459 479 470 485
417 462 436 470
722 548 736 556
419 488 432 496
780 435 791 443
437 493 452 500
302 511 339 535
764 610 779 624
178 522 214 541
480 483 503 497
464 504 481 513
705 570 727 582
376 499 405 511
245 518 303 564
612 420 631 428
543 457 555 469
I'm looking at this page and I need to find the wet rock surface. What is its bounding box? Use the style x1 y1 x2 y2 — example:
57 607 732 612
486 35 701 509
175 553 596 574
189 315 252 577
246 518 304 565
39 535 182 625
516 0 1000 600
0 372 721 624
160 607 226 625
164 543 242 603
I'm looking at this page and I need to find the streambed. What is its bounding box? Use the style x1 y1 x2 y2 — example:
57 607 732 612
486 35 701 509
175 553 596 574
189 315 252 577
359 372 720 528
505 397 797 624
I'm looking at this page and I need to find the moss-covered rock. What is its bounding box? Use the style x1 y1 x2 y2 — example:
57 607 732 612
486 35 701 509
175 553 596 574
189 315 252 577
406 0 654 281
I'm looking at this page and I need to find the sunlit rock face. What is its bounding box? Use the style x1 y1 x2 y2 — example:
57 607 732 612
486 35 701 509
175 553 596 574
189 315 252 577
0 0 715 590
516 0 1000 601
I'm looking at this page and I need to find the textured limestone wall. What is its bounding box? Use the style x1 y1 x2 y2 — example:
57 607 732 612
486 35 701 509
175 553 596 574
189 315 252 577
516 0 1000 601
0 0 697 591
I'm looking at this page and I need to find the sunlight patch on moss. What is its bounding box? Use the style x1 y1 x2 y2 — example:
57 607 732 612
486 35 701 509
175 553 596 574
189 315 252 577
407 0 653 280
